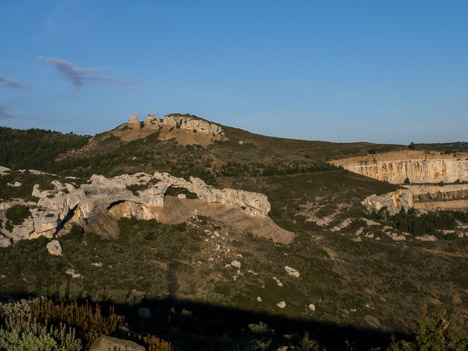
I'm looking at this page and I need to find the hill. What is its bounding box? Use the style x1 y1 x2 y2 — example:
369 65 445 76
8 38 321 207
0 114 466 350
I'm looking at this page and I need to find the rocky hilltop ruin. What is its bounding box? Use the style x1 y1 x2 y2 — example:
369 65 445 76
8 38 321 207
0 167 293 247
112 113 226 145
331 150 468 184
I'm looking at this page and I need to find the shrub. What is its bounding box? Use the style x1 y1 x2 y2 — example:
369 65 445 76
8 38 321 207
5 205 31 225
30 298 120 347
0 299 82 351
387 312 467 351
84 232 100 245
69 224 83 240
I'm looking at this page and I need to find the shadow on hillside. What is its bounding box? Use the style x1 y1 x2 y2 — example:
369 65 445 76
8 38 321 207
1 292 410 350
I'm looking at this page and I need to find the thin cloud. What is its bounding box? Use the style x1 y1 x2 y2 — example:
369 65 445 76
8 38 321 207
37 56 142 90
0 74 29 89
0 103 14 119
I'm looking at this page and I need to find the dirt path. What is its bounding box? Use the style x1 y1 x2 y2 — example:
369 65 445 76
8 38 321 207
421 248 468 258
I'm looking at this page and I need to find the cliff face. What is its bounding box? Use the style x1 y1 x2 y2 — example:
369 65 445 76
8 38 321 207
331 150 468 184
362 184 468 215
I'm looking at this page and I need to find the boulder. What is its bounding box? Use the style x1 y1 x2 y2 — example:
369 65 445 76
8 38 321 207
90 335 145 351
277 301 286 309
0 236 11 248
46 240 62 256
284 266 300 278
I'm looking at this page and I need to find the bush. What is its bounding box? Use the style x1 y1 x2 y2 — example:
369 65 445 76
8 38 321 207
387 312 467 351
84 232 100 245
5 205 31 225
69 224 83 240
0 299 82 351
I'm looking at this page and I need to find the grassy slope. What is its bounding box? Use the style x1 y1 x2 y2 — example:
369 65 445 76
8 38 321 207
0 120 467 348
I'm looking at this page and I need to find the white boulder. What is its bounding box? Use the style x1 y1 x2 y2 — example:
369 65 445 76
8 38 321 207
46 240 62 256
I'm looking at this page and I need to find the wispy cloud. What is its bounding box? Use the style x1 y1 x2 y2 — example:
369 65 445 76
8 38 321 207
37 56 143 90
0 103 14 119
0 74 29 89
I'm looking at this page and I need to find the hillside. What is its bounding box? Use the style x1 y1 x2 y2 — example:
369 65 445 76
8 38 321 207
0 114 467 350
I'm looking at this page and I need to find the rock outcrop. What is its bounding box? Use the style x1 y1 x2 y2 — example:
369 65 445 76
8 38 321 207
113 113 226 145
46 240 62 256
331 150 468 184
0 169 279 243
362 184 468 215
90 335 145 351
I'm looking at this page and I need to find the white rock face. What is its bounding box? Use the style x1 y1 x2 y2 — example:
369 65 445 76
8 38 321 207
47 240 62 256
362 184 468 215
415 235 437 242
284 266 300 278
7 182 21 187
0 170 272 242
162 114 225 138
331 150 468 184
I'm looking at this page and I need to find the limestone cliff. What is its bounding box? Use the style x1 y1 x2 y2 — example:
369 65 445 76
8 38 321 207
331 150 468 184
362 184 468 215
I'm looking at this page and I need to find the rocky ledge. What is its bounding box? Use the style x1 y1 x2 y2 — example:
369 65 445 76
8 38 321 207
0 167 270 244
362 184 468 215
331 150 468 184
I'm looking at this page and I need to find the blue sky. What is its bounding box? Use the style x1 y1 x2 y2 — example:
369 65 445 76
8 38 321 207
0 0 467 144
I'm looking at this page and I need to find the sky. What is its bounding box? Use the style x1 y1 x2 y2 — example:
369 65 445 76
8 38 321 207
0 0 467 144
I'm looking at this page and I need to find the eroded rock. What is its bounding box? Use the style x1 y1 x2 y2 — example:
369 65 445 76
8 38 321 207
284 266 300 278
46 240 62 255
90 335 145 351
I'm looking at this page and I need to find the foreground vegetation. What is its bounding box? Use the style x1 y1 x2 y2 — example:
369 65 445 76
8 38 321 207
0 298 466 350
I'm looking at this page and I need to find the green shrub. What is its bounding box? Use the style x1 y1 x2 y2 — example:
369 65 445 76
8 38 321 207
5 205 31 225
0 299 82 351
387 312 467 351
84 232 99 245
69 224 83 240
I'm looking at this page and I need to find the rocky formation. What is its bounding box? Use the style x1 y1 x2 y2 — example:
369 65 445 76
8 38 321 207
90 335 145 351
46 240 62 255
331 150 468 184
113 113 226 145
0 168 285 243
362 184 468 215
